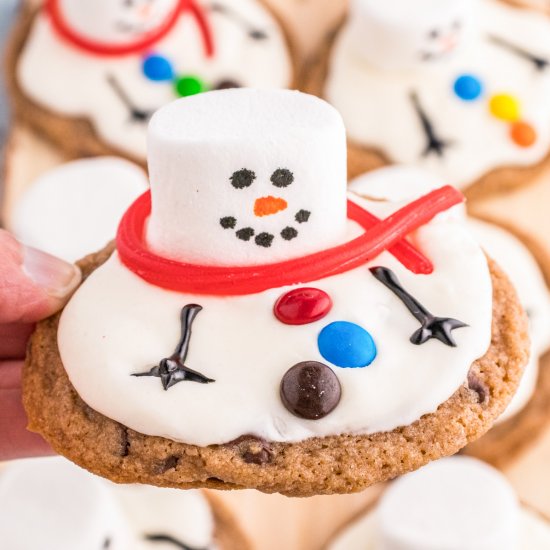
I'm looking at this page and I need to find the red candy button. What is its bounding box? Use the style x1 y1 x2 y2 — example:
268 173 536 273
274 288 332 325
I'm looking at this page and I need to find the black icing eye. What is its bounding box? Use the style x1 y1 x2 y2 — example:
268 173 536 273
123 0 134 7
214 79 242 90
230 169 256 189
271 168 294 188
250 29 268 40
102 538 111 549
429 28 440 39
452 19 462 31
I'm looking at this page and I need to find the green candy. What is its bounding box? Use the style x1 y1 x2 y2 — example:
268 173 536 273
173 75 208 97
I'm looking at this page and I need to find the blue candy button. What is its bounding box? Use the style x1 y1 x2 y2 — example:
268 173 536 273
318 321 377 368
453 74 483 101
143 54 174 82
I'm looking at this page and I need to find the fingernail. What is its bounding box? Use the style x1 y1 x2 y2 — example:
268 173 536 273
22 246 82 299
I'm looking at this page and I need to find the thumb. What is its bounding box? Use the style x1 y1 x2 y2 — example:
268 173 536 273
0 230 82 324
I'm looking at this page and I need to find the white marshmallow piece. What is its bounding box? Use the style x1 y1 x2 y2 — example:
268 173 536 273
10 157 148 263
0 458 131 550
57 0 179 45
147 89 348 266
375 457 520 550
348 0 476 71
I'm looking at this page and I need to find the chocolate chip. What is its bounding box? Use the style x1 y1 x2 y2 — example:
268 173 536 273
153 455 179 475
230 169 256 189
255 232 274 247
468 372 489 405
270 168 294 188
220 216 237 229
227 435 274 465
119 426 130 457
280 361 341 420
281 227 298 241
295 209 311 224
214 79 242 90
236 227 255 241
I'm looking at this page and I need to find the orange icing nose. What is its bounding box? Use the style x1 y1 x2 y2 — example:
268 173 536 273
254 196 288 217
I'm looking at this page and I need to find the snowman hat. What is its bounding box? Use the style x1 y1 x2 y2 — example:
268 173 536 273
45 0 214 57
328 456 540 550
0 457 218 550
117 88 464 296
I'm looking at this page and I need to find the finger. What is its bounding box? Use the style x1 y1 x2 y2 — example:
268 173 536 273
0 230 81 324
0 361 54 461
0 323 35 359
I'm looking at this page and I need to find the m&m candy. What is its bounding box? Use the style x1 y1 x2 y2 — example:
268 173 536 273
489 94 520 122
453 74 483 101
318 321 377 368
510 121 537 148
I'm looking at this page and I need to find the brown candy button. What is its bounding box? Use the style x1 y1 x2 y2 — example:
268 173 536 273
280 361 341 420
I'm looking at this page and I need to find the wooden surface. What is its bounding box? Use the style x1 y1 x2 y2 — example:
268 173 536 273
3 1 550 549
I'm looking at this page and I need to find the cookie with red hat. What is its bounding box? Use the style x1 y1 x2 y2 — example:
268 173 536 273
23 89 528 496
6 0 295 164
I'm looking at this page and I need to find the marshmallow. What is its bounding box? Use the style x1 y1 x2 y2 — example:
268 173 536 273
376 457 520 550
0 458 130 550
348 0 476 71
57 0 179 45
147 89 348 266
10 157 148 263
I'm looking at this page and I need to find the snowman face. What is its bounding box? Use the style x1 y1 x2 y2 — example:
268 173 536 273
350 0 475 70
58 0 180 44
219 167 311 248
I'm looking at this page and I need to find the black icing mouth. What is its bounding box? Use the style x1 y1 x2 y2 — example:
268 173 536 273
145 533 209 550
220 209 311 248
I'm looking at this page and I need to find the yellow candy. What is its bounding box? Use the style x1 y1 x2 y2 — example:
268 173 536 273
489 94 521 122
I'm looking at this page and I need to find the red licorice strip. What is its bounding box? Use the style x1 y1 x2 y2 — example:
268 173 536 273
117 186 464 296
349 202 433 274
46 0 214 57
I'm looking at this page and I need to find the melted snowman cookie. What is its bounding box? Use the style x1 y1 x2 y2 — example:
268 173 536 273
23 90 528 496
10 0 293 161
317 0 550 195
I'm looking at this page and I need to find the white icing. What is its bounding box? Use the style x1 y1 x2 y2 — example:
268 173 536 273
350 166 550 423
59 0 180 45
58 191 492 446
328 457 550 550
0 457 216 550
10 157 148 263
147 89 347 265
0 457 131 550
325 0 550 188
17 0 293 159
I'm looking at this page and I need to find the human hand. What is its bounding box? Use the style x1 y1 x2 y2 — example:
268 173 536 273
0 230 81 461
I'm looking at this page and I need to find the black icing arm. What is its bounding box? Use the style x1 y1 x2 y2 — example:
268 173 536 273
106 74 154 123
208 2 268 39
144 534 209 550
488 34 549 72
370 266 468 347
133 304 215 390
409 91 452 158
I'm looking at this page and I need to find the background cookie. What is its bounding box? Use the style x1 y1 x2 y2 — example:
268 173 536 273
5 0 298 165
301 0 550 201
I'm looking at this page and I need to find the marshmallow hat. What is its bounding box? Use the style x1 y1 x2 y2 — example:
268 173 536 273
56 0 180 45
147 88 348 266
348 0 476 71
0 458 130 550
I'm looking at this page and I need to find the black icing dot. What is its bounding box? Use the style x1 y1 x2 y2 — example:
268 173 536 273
250 29 268 40
255 232 274 248
295 209 311 224
220 216 237 229
429 28 439 39
281 227 298 241
214 79 242 90
230 169 256 189
236 227 255 241
271 168 294 188
102 538 111 549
